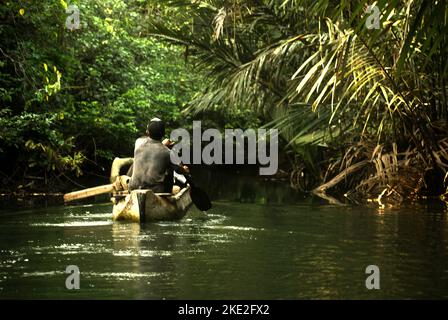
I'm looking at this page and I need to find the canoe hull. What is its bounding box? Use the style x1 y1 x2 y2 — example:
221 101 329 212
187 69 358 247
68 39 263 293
111 187 192 222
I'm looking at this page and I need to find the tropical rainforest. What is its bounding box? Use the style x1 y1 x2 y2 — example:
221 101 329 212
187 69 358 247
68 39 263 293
1 0 447 205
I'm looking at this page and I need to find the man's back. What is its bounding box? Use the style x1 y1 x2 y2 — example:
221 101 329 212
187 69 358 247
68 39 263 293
129 137 171 192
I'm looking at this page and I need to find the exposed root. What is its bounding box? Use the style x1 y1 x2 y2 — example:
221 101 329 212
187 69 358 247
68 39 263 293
298 135 448 207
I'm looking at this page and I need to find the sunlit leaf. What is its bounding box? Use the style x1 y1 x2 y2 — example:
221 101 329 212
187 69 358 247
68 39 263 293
60 0 68 10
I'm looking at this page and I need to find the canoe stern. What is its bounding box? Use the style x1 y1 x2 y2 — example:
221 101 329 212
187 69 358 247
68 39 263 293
112 187 192 222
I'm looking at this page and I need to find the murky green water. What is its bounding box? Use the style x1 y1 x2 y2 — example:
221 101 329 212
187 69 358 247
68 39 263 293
0 173 448 299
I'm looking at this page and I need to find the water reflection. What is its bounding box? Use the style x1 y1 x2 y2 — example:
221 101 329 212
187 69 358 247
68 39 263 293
0 174 448 299
192 167 302 205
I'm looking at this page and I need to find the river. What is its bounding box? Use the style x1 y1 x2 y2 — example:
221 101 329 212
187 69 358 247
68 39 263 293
0 169 447 299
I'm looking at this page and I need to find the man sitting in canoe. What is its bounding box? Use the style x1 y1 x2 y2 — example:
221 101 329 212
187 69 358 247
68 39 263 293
129 118 189 193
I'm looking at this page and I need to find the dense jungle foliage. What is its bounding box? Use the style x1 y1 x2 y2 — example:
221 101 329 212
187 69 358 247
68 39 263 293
1 0 447 204
0 0 257 193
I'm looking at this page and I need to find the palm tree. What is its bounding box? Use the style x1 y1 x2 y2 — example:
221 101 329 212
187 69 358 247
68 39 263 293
149 0 448 202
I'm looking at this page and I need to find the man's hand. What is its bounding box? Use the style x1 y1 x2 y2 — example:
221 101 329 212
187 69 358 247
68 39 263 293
182 165 190 174
162 138 175 149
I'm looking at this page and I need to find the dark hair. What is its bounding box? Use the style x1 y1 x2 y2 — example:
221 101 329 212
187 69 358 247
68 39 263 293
146 118 165 140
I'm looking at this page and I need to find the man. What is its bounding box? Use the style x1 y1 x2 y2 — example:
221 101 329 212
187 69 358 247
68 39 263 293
129 118 188 193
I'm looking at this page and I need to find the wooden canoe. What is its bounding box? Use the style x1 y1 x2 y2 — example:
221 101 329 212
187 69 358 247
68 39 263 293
111 186 193 222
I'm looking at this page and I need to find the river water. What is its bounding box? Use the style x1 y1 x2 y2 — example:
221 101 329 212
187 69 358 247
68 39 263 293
0 170 447 299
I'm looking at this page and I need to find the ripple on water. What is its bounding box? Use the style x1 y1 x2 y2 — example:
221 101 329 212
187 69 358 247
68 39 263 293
84 272 163 280
203 225 262 231
30 221 113 227
29 243 111 255
22 271 63 277
20 271 162 281
113 249 172 257
155 214 228 227
67 213 112 219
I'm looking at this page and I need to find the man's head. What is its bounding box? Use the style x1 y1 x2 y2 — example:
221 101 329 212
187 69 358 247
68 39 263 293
146 117 165 141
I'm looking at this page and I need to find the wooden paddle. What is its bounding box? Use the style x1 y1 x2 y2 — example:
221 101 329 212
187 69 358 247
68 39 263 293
63 184 114 203
63 176 130 203
184 174 212 211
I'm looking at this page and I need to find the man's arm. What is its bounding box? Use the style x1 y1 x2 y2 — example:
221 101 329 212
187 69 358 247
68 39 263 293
168 149 189 174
